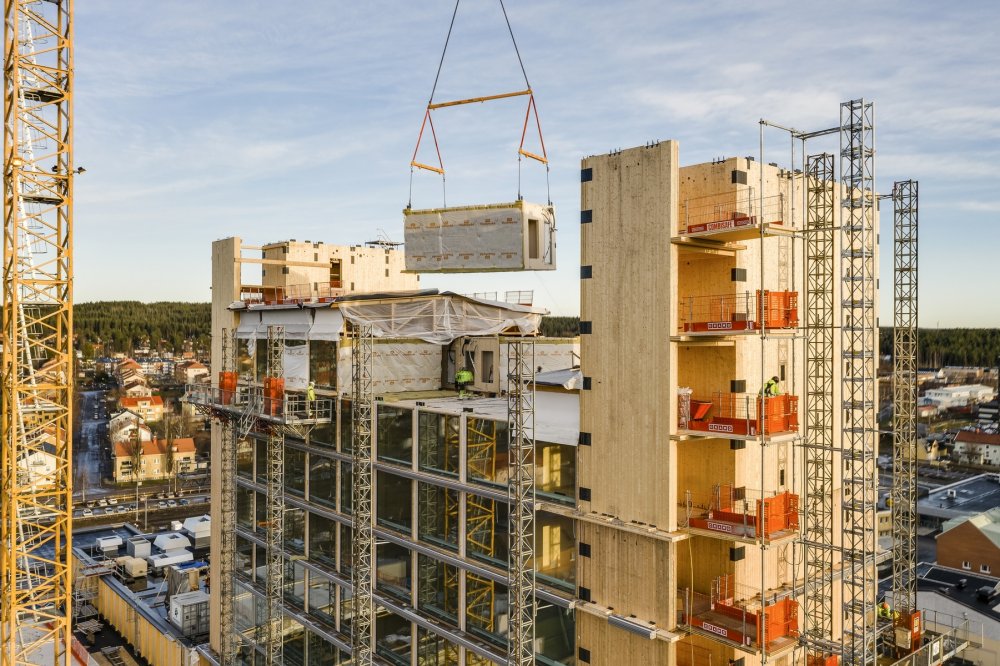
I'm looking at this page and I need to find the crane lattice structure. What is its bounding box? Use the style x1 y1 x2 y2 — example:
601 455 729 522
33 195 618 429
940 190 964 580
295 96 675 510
891 180 918 620
2 0 74 663
802 152 839 658
839 98 878 666
507 339 536 666
351 324 375 664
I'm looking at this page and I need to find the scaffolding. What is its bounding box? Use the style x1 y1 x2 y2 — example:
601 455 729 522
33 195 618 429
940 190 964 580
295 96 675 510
891 180 919 645
2 1 75 663
802 152 838 655
263 326 285 666
351 324 375 665
507 340 535 666
218 331 238 665
839 98 878 665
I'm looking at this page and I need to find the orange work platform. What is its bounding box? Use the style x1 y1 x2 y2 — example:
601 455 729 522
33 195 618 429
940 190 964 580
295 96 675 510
684 591 799 651
685 486 799 539
807 655 840 666
679 392 799 437
679 290 798 333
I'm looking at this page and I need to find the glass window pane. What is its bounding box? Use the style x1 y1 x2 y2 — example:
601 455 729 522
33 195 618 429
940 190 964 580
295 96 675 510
307 576 337 626
377 406 413 464
466 576 507 647
376 610 412 666
308 513 336 568
309 454 337 510
284 561 306 610
416 554 458 623
467 418 508 486
535 511 575 590
536 441 575 503
377 472 412 534
416 626 459 665
340 462 352 513
286 448 306 497
282 619 307 666
235 536 253 578
418 412 460 477
376 542 411 601
285 508 305 555
340 399 353 453
236 486 254 531
535 605 575 664
236 437 253 479
340 525 353 576
467 496 508 567
417 483 458 552
311 419 335 449
310 339 337 389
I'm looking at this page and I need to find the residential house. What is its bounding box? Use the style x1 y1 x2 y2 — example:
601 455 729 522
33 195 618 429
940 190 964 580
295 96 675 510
118 395 164 423
937 508 1000 577
113 437 197 482
952 431 1000 466
174 361 209 385
108 409 145 442
110 422 153 446
122 380 153 398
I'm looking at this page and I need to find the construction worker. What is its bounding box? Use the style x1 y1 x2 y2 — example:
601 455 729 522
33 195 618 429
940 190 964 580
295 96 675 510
761 375 781 398
455 367 474 399
306 380 316 416
878 601 892 619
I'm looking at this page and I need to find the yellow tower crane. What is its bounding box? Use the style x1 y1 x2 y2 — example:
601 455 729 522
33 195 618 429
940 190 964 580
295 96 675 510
2 0 75 664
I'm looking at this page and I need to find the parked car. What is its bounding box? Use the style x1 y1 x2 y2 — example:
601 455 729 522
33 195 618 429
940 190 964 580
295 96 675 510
179 499 190 506
107 498 118 505
166 500 177 508
81 509 93 517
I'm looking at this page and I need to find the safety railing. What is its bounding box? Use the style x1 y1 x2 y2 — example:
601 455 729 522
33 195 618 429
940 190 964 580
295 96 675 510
183 383 333 424
681 485 799 539
678 290 798 333
239 280 345 306
679 190 786 236
677 391 799 437
462 290 534 306
680 575 799 652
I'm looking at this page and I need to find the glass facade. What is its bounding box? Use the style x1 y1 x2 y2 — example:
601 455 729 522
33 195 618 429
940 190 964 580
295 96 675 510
231 396 576 665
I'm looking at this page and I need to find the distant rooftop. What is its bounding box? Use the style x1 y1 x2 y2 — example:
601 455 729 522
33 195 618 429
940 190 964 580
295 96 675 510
918 473 1000 521
916 563 1000 625
941 507 1000 550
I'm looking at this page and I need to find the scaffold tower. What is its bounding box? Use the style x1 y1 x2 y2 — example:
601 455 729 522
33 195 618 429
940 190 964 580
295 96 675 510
891 180 918 620
2 1 75 663
839 98 878 665
802 152 838 656
351 324 375 665
263 326 285 666
506 339 536 666
218 330 238 665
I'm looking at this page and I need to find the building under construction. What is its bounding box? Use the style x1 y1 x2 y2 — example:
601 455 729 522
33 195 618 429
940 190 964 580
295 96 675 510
190 105 978 666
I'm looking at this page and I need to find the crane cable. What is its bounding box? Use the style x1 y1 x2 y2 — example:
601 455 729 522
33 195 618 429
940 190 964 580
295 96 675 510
409 0 550 207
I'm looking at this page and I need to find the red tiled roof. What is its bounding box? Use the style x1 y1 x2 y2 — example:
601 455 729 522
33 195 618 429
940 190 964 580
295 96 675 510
119 395 163 408
114 437 195 458
955 431 1000 446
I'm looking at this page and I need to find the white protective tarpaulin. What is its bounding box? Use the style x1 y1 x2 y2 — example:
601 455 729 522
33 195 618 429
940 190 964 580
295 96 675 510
337 342 442 393
254 308 312 340
283 343 309 389
338 293 544 345
234 311 262 339
309 308 344 341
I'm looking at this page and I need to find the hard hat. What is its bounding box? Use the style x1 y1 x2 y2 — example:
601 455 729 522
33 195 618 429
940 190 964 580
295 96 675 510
309 381 315 386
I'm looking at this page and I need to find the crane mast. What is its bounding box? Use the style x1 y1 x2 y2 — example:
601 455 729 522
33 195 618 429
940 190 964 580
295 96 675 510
2 0 75 664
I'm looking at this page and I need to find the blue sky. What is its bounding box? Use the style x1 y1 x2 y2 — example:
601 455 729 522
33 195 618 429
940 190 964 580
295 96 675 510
74 1 1000 326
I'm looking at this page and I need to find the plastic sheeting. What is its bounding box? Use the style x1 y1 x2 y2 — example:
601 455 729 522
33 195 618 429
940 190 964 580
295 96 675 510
338 342 442 394
284 343 309 389
235 308 342 342
403 201 556 272
338 293 543 345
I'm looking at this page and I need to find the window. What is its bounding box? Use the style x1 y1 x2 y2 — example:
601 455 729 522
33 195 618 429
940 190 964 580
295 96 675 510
982 564 992 574
481 350 494 384
962 560 971 570
528 219 539 259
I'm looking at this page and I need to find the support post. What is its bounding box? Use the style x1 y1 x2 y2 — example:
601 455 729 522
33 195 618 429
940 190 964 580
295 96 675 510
264 326 284 666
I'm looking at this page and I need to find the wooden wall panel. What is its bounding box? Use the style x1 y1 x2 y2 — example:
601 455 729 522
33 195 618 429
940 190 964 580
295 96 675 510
575 607 673 665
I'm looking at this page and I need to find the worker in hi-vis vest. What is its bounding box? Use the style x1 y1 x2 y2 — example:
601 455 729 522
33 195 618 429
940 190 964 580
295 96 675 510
761 375 781 397
306 381 316 416
455 367 474 399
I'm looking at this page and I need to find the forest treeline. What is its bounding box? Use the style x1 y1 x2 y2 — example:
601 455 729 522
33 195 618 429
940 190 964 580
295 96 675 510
72 304 1000 368
75 301 211 357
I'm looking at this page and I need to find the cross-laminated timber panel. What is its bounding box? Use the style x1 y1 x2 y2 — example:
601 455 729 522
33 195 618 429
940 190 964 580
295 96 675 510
578 143 678 529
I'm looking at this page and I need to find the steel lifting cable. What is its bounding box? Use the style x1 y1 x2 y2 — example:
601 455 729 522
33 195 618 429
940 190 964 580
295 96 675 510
410 0 550 205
